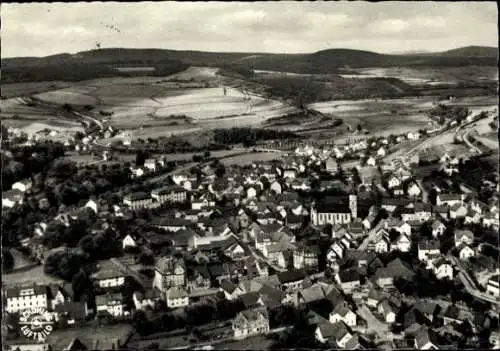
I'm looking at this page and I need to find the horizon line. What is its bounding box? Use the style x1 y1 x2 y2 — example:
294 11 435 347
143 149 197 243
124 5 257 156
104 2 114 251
2 44 497 60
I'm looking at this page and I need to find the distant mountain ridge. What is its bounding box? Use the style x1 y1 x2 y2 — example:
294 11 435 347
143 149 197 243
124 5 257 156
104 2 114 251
2 45 497 82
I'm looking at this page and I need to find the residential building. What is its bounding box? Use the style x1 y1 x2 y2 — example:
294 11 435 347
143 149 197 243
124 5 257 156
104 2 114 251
293 245 320 271
486 275 499 297
12 179 33 192
315 321 354 348
378 300 396 323
123 192 152 210
4 285 49 313
96 293 127 318
418 240 441 263
92 268 126 288
329 302 357 326
436 193 464 207
457 243 475 261
414 327 440 350
133 289 162 310
151 185 187 203
153 256 186 292
431 220 446 238
166 286 189 308
454 229 474 247
326 157 338 174
335 269 361 293
2 189 24 208
431 258 454 280
232 308 270 339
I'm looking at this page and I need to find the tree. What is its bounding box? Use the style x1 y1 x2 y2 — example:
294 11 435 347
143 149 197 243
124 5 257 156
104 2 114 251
215 164 226 178
357 123 362 132
135 150 148 166
2 249 14 272
71 270 93 302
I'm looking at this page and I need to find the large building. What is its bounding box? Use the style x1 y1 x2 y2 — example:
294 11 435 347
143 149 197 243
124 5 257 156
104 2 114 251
310 195 357 226
4 285 50 313
151 185 188 204
153 256 186 293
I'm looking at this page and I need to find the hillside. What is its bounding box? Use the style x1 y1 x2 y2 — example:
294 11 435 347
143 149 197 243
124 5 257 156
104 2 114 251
2 46 497 83
439 46 498 57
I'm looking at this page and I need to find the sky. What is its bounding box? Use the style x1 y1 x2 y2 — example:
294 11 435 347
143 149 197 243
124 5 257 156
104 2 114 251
2 1 498 58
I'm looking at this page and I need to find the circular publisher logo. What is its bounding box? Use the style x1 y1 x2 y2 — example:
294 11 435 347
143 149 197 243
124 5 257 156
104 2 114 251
19 308 54 342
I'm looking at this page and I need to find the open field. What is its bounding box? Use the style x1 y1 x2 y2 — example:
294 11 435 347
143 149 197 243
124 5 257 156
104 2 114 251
1 81 72 98
220 152 282 166
217 335 274 350
3 265 63 287
308 95 497 137
338 66 498 86
46 324 133 351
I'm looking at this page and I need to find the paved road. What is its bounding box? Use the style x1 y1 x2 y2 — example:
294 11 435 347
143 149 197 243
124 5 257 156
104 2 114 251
358 221 385 251
355 302 390 341
450 256 500 306
169 325 293 350
246 244 286 273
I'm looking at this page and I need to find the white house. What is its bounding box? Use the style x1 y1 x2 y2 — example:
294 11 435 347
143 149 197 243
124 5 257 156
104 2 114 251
407 182 422 197
96 293 126 317
166 286 189 308
12 179 33 192
366 156 377 166
377 147 387 157
418 240 441 263
457 243 475 261
5 285 49 313
387 176 401 189
122 234 138 249
270 181 282 194
431 220 446 238
393 233 412 252
85 199 98 214
378 300 396 323
486 275 499 298
329 302 357 327
454 229 474 247
431 258 454 280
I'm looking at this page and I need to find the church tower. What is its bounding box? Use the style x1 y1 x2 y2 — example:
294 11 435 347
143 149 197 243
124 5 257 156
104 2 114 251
310 201 318 226
349 194 358 220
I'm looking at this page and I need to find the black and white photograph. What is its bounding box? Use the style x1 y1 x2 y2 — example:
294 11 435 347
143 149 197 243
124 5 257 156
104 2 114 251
1 1 499 350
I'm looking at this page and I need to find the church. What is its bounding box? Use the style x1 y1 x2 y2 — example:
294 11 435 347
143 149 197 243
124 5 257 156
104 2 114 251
310 195 358 226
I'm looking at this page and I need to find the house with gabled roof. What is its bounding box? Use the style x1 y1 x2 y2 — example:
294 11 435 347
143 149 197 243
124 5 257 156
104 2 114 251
454 229 474 247
335 269 361 293
153 256 186 293
431 220 446 238
457 243 475 261
449 202 467 219
315 321 354 347
329 301 357 326
414 326 440 350
232 307 270 339
436 193 464 207
418 240 441 263
430 258 454 280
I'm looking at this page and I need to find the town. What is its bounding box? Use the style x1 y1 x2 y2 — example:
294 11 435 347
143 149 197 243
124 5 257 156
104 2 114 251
2 98 499 350
2 2 499 351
